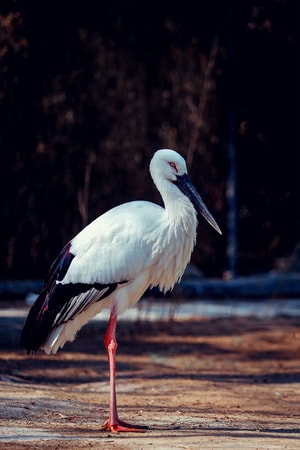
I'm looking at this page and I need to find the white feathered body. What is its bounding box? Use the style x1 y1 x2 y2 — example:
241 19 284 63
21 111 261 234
42 196 198 354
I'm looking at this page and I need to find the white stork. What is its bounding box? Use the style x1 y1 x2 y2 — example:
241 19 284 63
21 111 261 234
20 149 221 432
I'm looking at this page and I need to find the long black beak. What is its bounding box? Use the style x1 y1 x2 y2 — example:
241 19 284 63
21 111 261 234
174 174 222 235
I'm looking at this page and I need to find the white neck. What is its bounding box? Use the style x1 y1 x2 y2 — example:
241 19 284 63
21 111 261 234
149 179 198 292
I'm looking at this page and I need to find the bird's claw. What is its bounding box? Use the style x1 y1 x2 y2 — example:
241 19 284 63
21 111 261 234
102 418 147 433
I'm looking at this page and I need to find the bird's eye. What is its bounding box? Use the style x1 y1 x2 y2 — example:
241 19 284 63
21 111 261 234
169 161 178 173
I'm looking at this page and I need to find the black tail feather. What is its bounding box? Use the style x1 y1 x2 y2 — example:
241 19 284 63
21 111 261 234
20 289 54 352
20 282 119 353
20 242 75 352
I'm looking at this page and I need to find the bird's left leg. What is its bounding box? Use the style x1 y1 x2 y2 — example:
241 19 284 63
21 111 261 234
101 307 146 433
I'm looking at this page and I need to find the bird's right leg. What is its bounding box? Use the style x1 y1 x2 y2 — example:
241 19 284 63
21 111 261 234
101 308 146 433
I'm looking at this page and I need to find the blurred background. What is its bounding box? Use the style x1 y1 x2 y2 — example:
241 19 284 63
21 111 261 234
0 0 297 285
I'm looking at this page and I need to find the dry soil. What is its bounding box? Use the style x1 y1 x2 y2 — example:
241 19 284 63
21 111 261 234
0 301 299 449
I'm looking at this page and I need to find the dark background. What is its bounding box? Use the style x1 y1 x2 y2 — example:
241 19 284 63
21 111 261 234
0 0 297 280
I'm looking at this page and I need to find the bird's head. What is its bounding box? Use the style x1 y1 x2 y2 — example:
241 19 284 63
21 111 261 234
150 149 222 235
150 149 187 182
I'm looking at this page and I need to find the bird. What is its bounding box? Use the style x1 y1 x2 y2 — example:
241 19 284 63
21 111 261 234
20 149 222 433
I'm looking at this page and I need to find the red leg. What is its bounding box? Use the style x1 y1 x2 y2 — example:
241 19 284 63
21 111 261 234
101 308 146 433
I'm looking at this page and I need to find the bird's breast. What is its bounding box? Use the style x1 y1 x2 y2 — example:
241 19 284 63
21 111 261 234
147 219 197 293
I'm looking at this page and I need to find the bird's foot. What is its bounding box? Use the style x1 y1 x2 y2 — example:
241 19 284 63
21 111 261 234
101 418 147 433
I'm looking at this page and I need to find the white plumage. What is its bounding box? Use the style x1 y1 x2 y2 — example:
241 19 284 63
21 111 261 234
21 148 221 432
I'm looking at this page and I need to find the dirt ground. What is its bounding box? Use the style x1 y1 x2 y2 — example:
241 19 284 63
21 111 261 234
0 301 299 449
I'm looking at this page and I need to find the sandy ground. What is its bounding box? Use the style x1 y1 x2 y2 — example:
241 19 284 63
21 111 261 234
0 300 299 449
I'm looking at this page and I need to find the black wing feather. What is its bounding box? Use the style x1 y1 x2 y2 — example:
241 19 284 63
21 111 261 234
20 243 121 352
